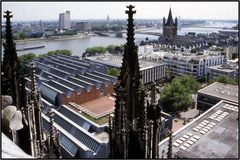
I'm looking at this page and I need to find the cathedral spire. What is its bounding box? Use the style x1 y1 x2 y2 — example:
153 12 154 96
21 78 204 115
120 5 141 84
166 7 174 25
118 4 142 126
109 5 163 158
2 10 21 108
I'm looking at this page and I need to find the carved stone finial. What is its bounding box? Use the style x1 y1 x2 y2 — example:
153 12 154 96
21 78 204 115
4 10 13 18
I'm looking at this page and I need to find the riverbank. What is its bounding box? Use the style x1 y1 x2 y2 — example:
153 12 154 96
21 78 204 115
15 33 94 44
181 22 209 28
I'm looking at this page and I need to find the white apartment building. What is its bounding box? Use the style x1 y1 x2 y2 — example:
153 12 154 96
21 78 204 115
59 11 71 30
138 45 154 56
163 52 225 80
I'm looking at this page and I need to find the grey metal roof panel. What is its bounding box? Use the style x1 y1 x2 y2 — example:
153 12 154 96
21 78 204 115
57 65 78 75
60 105 106 132
60 134 79 157
37 61 72 75
93 71 117 80
35 61 52 72
48 69 70 79
56 55 91 66
48 80 74 97
41 58 79 74
49 57 87 71
41 98 54 114
85 72 110 81
85 72 111 85
40 71 58 81
38 71 86 94
35 60 71 78
50 67 72 76
74 130 100 152
67 76 94 91
77 75 103 89
40 82 64 94
52 109 102 153
42 114 95 157
39 82 62 105
53 55 90 68
59 105 89 131
57 79 85 94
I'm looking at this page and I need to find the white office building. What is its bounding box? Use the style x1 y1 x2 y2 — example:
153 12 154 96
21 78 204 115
59 11 71 30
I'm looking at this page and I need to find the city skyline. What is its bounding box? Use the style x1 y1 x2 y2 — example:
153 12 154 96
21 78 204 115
2 2 238 21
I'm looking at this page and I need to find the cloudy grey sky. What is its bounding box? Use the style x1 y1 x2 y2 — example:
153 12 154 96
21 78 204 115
2 2 238 21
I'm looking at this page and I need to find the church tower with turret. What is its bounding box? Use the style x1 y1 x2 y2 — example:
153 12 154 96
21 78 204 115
163 8 178 40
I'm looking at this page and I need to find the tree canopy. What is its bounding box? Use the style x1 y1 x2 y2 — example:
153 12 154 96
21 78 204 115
160 75 200 114
85 46 107 55
209 75 237 85
85 45 122 56
106 67 120 77
178 75 200 93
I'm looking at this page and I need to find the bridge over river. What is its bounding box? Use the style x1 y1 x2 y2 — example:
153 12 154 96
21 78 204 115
95 27 162 37
94 25 234 37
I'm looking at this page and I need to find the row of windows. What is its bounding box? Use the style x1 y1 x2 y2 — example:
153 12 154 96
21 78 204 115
141 66 164 84
197 94 219 104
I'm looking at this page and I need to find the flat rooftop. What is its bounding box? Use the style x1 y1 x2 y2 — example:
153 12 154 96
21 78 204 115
69 96 115 119
163 52 219 61
197 82 238 103
159 100 238 158
207 64 238 73
86 54 163 70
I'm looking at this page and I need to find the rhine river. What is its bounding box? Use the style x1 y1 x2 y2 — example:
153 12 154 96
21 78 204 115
8 21 238 57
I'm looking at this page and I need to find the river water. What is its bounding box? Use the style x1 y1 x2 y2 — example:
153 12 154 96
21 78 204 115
4 21 238 57
14 34 159 56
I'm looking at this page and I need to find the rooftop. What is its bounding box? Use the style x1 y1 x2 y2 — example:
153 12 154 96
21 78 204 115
163 52 223 61
197 82 238 103
207 64 238 73
159 100 238 158
86 54 163 70
69 96 115 119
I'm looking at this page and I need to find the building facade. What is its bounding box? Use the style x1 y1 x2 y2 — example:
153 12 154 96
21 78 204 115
206 63 238 81
59 11 71 30
75 22 90 32
138 45 154 56
163 8 178 40
197 82 238 110
163 52 225 80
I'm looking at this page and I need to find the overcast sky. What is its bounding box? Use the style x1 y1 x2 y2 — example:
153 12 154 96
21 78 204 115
2 2 238 21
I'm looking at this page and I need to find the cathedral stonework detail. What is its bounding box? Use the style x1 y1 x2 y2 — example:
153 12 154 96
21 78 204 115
109 5 163 158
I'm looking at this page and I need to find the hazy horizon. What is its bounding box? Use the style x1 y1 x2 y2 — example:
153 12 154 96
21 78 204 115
2 2 238 21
